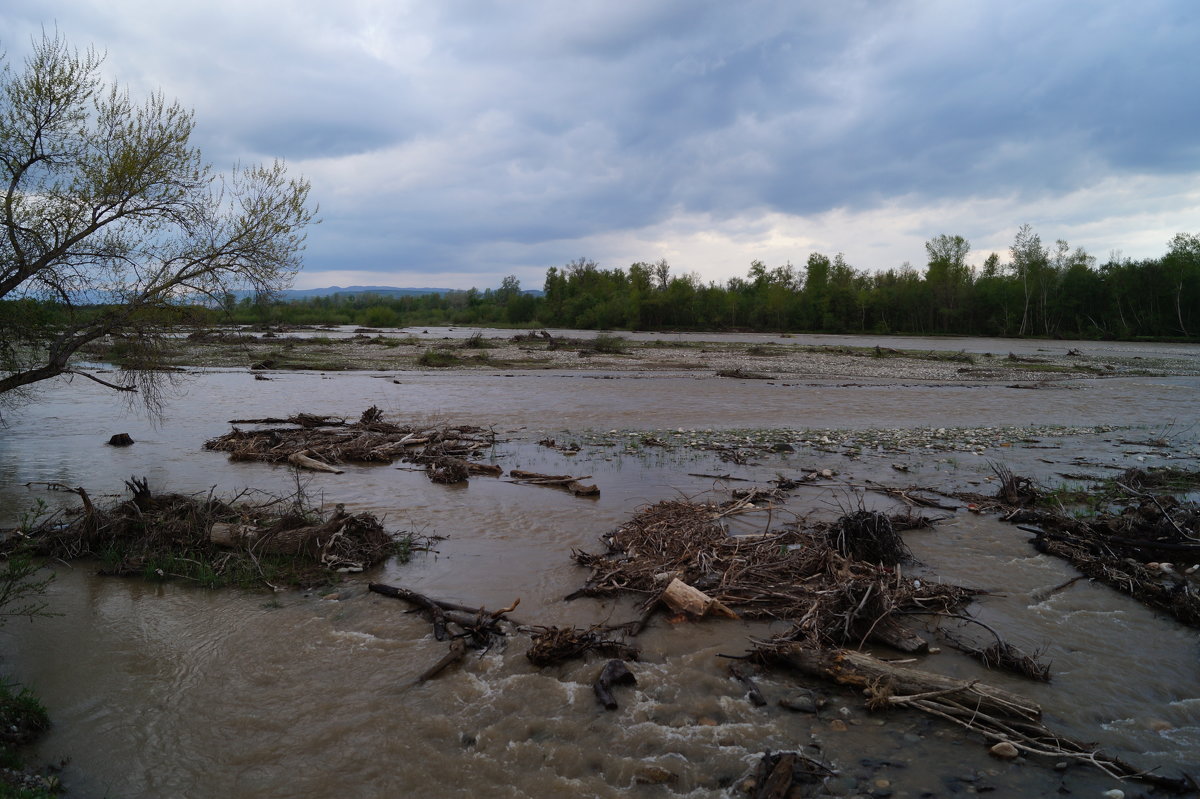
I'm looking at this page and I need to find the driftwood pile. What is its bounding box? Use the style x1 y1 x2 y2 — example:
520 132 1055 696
204 407 599 495
569 499 970 652
204 406 494 483
996 466 1200 627
761 645 1195 791
10 478 401 587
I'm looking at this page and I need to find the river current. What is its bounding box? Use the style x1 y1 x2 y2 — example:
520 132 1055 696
1 332 1198 797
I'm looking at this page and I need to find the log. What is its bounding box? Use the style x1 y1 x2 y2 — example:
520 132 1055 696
594 659 637 710
210 522 260 548
287 450 344 474
771 645 1041 720
729 663 768 707
417 638 466 683
368 583 450 639
661 578 739 619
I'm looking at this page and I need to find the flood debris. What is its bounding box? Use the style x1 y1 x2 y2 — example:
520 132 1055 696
368 583 523 682
525 626 639 667
990 466 1200 627
8 479 406 588
825 510 912 565
507 469 599 497
205 406 500 483
593 659 637 710
569 499 969 650
728 663 768 707
743 750 836 798
762 645 1196 791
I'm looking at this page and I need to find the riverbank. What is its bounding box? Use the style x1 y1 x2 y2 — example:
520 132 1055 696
3 333 1198 798
76 328 1200 383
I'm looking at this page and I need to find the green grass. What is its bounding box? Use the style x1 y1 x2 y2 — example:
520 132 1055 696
417 349 461 367
0 681 56 798
590 333 629 354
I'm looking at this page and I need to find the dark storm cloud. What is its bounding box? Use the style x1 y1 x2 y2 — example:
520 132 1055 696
2 1 1197 285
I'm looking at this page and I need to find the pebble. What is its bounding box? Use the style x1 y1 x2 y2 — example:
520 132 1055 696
989 742 1019 759
1102 791 1125 799
779 693 821 714
829 719 848 732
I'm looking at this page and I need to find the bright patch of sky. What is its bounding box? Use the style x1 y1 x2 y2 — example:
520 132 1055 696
4 1 1197 290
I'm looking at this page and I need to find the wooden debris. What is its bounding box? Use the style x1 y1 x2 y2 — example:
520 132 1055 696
593 659 637 710
526 626 639 667
728 663 767 707
205 408 491 485
508 469 599 497
766 644 1195 791
746 750 836 798
569 499 970 648
287 450 344 474
661 578 739 619
417 638 467 683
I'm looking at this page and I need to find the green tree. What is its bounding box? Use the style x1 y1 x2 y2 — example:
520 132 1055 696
924 234 972 330
0 33 315 414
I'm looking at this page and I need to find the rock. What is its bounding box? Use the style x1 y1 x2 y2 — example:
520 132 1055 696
634 765 677 785
829 719 848 732
107 432 135 446
989 742 1019 759
822 775 857 795
1102 791 1125 799
779 693 821 714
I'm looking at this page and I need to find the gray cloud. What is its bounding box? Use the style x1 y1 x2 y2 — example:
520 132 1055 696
2 0 1197 286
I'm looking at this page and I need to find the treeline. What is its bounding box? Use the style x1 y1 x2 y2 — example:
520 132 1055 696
11 228 1195 340
229 227 1198 340
537 228 1199 339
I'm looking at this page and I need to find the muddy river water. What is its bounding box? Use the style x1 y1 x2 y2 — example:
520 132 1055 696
1 333 1199 797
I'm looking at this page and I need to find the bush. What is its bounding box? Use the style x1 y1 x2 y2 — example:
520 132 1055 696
590 333 628 354
417 349 460 367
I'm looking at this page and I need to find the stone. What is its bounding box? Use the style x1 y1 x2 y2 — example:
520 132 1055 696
107 432 134 446
634 765 677 785
988 742 1019 759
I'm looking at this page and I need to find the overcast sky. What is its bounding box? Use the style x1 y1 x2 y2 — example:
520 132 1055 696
3 1 1197 290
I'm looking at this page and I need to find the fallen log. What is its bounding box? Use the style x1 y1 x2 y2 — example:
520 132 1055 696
729 663 767 707
767 645 1196 790
287 450 344 474
594 659 637 710
417 638 467 683
768 645 1040 720
508 469 599 497
661 578 739 619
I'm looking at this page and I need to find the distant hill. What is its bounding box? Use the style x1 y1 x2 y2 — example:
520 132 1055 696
277 285 456 299
270 285 544 299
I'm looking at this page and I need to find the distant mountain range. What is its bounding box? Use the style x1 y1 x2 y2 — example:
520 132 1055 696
275 285 456 299
268 285 544 299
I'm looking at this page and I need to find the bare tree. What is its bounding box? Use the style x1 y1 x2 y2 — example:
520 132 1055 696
0 33 315 415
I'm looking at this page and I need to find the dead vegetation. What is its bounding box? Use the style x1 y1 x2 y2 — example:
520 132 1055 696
7 478 409 589
568 498 967 652
980 465 1200 627
205 406 515 488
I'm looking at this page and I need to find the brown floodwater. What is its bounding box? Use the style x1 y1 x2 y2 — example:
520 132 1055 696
1 335 1198 797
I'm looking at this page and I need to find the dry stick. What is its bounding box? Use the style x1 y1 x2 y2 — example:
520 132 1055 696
1116 481 1198 542
417 638 467 683
729 663 768 707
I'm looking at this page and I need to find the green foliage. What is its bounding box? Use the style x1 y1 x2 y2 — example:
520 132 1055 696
417 349 460 367
0 32 314 414
589 333 629 354
0 682 53 796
